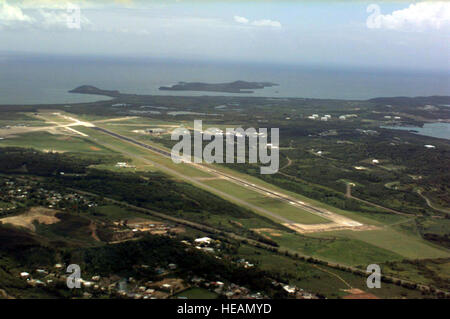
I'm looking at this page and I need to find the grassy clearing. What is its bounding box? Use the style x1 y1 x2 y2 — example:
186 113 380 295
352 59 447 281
102 117 182 126
0 131 114 155
238 217 287 229
323 227 450 260
90 161 159 173
0 121 48 128
76 126 214 179
71 114 115 122
266 231 404 266
0 112 48 126
36 112 75 125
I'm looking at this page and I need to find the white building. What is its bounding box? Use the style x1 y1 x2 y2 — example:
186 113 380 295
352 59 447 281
194 237 213 244
283 285 296 294
424 145 436 149
116 162 134 168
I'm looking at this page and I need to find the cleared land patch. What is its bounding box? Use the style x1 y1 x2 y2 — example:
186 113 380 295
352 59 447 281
0 207 60 231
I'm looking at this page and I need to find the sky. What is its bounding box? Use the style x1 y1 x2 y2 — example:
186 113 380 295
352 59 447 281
0 0 449 71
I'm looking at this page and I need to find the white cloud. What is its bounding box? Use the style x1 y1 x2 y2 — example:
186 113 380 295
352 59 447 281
17 0 97 10
251 19 281 28
0 0 33 24
367 2 450 31
38 8 90 30
234 15 249 24
234 15 281 28
0 0 91 30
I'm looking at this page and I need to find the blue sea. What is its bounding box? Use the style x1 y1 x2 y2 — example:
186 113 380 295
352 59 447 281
0 54 449 104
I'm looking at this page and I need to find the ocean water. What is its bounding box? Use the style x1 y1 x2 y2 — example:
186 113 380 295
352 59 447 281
381 122 450 141
0 55 449 105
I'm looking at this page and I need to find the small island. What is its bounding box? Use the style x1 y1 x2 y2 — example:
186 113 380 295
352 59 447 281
159 80 279 93
69 85 121 97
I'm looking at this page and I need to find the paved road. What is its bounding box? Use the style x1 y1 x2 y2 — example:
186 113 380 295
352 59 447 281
346 183 414 217
417 189 450 215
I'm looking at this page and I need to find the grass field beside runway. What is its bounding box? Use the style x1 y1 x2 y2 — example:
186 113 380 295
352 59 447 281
313 227 450 260
101 117 183 127
255 230 404 266
203 178 329 224
0 131 114 155
75 126 215 178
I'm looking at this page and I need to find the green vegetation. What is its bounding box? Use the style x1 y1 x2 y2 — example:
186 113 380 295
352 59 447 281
0 92 448 298
237 245 431 299
325 228 449 260
381 258 450 291
0 131 114 155
0 147 121 176
55 169 285 239
269 232 404 266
